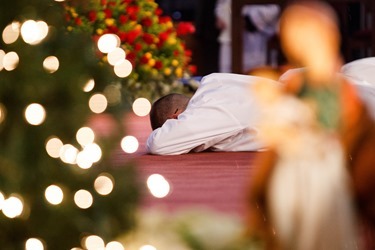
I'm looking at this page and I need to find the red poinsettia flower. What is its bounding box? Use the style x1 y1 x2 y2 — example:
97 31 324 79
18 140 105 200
140 55 149 64
118 31 127 42
126 6 139 15
75 17 82 25
158 31 169 42
184 49 192 57
103 9 112 18
142 33 154 45
141 17 152 27
108 25 119 33
119 14 128 24
159 16 171 24
154 60 163 70
155 7 163 16
176 22 195 36
126 51 136 62
88 11 97 22
126 29 141 44
188 65 197 75
134 43 143 51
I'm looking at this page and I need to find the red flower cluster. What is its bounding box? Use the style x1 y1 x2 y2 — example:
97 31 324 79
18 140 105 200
63 0 197 100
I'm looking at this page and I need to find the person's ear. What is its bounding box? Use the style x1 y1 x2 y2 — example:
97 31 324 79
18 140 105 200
171 113 179 119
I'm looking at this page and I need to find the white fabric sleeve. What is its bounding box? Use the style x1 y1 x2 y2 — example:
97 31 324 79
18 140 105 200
146 106 245 155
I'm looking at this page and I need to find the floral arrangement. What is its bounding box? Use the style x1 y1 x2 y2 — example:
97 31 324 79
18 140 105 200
63 0 197 101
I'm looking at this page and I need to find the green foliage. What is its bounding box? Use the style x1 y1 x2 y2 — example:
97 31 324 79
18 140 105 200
0 1 139 249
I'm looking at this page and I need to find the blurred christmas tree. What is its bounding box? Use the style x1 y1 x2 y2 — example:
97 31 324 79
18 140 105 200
0 0 140 249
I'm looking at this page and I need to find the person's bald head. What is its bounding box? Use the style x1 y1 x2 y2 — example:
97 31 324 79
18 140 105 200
149 93 190 130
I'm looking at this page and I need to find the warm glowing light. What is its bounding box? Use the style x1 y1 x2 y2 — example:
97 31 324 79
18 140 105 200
2 22 20 44
89 93 108 113
76 151 93 169
147 174 170 198
74 189 93 209
120 136 139 153
45 137 63 158
97 34 120 53
0 50 5 71
83 79 95 92
76 127 95 146
25 238 44 250
107 47 126 66
3 51 19 71
43 56 59 73
0 192 5 210
21 20 48 45
2 195 23 218
140 245 157 250
106 241 125 250
94 174 114 196
45 185 64 205
59 144 78 164
132 98 151 117
83 143 102 163
25 103 46 126
0 103 6 124
114 59 132 78
83 235 105 250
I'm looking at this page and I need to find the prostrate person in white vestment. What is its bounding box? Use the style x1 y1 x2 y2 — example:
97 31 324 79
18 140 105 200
147 58 375 156
147 73 277 155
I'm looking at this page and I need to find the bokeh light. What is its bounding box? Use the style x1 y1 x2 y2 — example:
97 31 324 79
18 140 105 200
3 51 19 71
89 93 108 114
94 174 114 196
0 50 5 71
114 59 132 78
106 241 125 250
83 235 105 250
83 79 95 92
107 47 126 66
120 136 139 153
140 245 157 250
74 190 93 209
59 144 78 164
0 192 5 210
147 174 171 198
43 56 59 73
2 22 20 44
2 195 24 218
45 185 64 205
21 20 49 45
97 34 120 53
76 151 93 169
25 238 44 250
25 103 46 126
76 127 95 146
82 143 102 163
132 98 151 117
45 137 64 158
0 103 6 124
